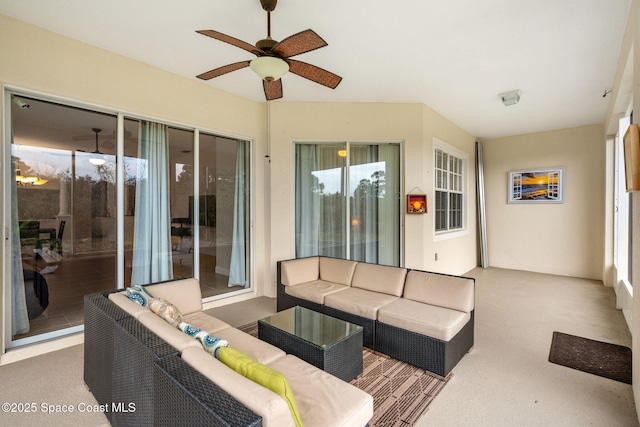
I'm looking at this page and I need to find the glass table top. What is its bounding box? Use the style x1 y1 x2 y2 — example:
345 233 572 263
259 306 363 348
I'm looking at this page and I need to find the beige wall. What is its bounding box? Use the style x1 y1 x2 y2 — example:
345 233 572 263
482 124 606 280
267 101 478 294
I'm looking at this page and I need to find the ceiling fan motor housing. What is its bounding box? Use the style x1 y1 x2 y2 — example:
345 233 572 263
256 37 278 51
260 0 277 12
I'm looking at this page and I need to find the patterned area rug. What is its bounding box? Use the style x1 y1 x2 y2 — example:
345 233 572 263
238 322 450 426
549 331 632 384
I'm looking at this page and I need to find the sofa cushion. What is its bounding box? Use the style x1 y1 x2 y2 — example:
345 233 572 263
182 347 297 427
148 298 183 327
319 257 357 286
182 311 232 333
136 311 201 352
269 354 374 427
218 347 302 427
146 278 202 315
324 287 398 320
377 298 471 342
351 263 407 296
404 271 474 312
280 257 319 286
284 280 349 304
109 291 149 318
214 327 286 365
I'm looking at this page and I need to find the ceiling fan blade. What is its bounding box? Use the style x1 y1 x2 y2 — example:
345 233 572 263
287 59 342 89
197 61 251 80
197 30 263 56
272 29 327 58
263 79 283 101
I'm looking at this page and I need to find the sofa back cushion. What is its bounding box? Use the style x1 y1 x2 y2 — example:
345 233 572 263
280 257 319 286
109 291 150 318
147 278 202 315
351 263 407 297
319 257 357 286
403 270 474 312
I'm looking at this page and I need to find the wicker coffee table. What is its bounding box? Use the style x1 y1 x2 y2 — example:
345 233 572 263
258 306 363 381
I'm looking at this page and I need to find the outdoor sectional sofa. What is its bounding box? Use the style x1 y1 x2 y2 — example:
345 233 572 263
277 256 475 377
84 278 373 427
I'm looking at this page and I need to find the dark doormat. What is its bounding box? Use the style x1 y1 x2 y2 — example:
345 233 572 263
548 331 632 384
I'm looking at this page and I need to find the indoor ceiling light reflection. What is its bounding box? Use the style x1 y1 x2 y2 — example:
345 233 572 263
89 157 106 166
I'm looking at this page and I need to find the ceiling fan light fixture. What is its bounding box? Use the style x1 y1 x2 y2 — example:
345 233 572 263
250 56 289 82
89 156 106 166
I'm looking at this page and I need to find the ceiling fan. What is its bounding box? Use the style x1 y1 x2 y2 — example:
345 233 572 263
196 0 342 101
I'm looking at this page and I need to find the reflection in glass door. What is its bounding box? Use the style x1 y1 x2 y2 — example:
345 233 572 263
9 96 118 344
6 93 253 347
295 142 401 266
199 133 251 297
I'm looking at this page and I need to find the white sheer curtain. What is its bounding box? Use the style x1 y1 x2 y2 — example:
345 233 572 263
350 145 400 266
295 144 320 258
131 121 173 285
295 144 346 258
11 145 29 336
229 141 248 287
295 143 399 265
376 145 400 266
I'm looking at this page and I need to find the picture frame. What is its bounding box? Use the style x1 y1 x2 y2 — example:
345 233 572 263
508 168 564 203
623 123 640 191
407 194 427 213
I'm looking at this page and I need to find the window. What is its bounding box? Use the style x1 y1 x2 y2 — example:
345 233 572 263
434 140 466 233
613 113 633 327
295 142 401 266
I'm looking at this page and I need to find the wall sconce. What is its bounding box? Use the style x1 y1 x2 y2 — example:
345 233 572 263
338 149 347 157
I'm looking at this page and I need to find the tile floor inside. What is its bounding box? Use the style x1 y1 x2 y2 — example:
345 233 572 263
14 250 239 339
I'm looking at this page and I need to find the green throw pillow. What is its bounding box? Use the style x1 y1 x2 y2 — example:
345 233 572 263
218 347 302 427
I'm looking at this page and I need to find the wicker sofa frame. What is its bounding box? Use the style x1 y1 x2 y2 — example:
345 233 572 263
276 258 475 377
84 292 262 427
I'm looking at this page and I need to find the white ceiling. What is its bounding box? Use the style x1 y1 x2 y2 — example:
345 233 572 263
0 0 632 139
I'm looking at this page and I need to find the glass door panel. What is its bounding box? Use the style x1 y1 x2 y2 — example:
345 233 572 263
198 133 251 297
169 128 195 280
349 144 400 266
10 96 117 342
295 143 347 258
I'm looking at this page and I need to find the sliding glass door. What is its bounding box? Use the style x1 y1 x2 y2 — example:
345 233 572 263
295 142 401 266
5 91 252 347
9 96 118 343
198 133 251 297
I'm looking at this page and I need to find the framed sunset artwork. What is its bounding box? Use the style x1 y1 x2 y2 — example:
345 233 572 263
508 168 564 203
407 194 427 213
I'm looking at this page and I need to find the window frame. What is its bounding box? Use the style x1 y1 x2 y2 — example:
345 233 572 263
433 138 468 240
